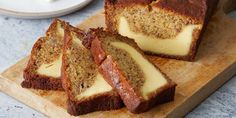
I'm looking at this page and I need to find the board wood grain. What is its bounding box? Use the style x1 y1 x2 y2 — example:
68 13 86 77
1 0 236 117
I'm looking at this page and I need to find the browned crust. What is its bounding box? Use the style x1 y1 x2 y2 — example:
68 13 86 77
66 91 123 116
105 0 153 5
21 19 66 90
86 28 176 113
105 0 219 61
153 0 207 22
105 0 218 21
61 22 84 93
22 65 63 90
62 25 123 116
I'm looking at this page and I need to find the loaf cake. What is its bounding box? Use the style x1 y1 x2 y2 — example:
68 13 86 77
61 26 123 115
84 28 176 113
105 0 219 61
22 19 66 90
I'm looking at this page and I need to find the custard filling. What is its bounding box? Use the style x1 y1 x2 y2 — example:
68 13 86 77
37 54 62 78
118 17 201 56
76 73 112 99
112 42 167 99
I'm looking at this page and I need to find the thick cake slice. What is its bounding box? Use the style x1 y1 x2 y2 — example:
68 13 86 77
22 19 66 90
84 28 176 113
62 26 123 115
105 0 219 61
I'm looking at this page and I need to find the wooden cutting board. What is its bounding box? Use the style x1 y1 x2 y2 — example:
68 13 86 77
1 0 236 117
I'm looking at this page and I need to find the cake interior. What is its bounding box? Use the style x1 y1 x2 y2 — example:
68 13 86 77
98 32 168 100
65 31 112 100
111 4 202 56
36 20 64 78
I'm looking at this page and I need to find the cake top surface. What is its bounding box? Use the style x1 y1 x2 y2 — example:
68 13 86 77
106 0 214 21
153 0 208 21
107 0 153 4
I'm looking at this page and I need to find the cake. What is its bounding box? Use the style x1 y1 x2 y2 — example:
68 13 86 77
105 0 219 61
84 28 176 113
61 25 123 115
22 19 66 90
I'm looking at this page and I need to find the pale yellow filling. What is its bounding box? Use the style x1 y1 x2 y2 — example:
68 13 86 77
72 33 83 45
111 42 167 99
70 35 112 99
57 22 64 37
118 17 201 56
37 54 62 78
76 73 112 99
36 22 64 78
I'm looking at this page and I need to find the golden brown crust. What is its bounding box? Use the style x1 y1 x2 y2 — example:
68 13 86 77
61 23 86 101
153 0 206 22
62 25 123 116
66 92 123 116
105 0 153 5
21 19 66 90
106 0 218 21
86 28 176 113
22 65 63 90
105 0 219 61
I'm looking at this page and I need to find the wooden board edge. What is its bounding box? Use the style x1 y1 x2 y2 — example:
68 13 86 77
0 75 75 118
167 62 236 118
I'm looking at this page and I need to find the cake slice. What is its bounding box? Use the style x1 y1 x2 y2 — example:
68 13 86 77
84 28 176 113
62 25 123 115
22 19 66 90
105 0 219 61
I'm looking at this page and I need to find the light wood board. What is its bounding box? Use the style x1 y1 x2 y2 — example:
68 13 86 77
1 0 236 117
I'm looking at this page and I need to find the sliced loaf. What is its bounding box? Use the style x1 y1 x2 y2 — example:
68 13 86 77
62 25 123 115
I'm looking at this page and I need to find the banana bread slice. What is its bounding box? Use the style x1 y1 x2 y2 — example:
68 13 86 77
105 0 219 61
84 28 176 113
22 19 66 90
62 26 123 116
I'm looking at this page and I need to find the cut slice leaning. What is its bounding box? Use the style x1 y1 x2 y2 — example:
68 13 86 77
22 19 66 90
61 25 123 116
